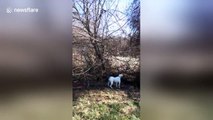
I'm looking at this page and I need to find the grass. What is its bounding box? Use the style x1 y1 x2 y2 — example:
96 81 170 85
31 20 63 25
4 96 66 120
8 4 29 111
73 88 140 120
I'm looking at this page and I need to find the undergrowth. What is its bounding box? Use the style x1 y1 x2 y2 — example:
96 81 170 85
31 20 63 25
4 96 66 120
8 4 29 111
73 88 140 120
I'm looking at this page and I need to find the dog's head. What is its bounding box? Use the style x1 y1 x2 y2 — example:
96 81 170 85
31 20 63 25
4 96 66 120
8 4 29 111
119 74 123 77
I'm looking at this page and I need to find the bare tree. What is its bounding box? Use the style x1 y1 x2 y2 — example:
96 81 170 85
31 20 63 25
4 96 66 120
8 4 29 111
127 0 140 56
72 0 129 81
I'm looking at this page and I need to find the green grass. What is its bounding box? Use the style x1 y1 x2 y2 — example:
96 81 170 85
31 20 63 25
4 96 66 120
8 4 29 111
73 88 140 120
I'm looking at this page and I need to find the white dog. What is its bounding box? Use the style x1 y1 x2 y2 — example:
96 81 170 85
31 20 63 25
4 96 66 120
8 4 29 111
108 74 123 88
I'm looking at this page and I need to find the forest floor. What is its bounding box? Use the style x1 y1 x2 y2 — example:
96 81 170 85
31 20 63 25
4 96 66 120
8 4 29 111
73 86 140 120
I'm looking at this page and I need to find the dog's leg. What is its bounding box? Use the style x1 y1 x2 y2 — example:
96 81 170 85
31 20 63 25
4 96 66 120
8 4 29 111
118 82 120 88
110 82 113 88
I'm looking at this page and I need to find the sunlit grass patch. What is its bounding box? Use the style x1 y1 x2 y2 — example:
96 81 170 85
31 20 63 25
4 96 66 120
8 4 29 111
73 88 140 120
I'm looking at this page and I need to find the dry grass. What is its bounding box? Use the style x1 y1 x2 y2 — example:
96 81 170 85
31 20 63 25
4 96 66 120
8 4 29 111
73 88 140 120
